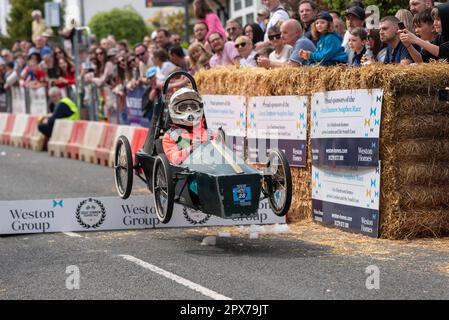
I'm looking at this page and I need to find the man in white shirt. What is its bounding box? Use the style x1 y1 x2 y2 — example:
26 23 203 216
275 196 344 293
255 0 289 50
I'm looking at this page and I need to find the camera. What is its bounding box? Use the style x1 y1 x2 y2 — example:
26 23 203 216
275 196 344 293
438 88 449 102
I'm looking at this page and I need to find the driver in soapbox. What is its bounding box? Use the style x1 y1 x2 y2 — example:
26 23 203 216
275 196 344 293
162 87 216 165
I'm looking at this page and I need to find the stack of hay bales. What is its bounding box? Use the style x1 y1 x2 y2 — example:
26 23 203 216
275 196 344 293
196 63 449 239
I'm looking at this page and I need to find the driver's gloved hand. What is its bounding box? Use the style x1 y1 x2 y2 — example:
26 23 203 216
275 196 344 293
192 137 201 150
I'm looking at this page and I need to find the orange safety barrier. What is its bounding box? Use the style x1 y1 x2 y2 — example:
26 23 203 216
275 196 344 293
130 127 149 175
108 125 136 168
65 120 88 160
79 121 105 163
22 116 39 149
1 114 16 145
130 127 149 155
48 120 75 157
10 114 30 148
95 124 118 167
22 116 45 151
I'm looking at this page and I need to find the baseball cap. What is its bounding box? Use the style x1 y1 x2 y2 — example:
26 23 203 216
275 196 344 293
316 11 333 23
345 6 366 20
146 66 157 78
257 8 269 16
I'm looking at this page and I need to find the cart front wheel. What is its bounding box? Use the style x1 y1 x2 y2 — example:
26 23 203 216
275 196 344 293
114 136 133 199
264 149 292 217
152 154 174 224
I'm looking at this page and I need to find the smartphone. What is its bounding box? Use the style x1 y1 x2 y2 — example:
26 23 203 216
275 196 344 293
438 88 449 102
398 22 406 30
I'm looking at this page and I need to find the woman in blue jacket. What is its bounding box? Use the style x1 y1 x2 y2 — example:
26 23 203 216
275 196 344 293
299 11 348 66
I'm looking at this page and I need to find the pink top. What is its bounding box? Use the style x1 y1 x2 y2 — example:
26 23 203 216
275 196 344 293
204 12 226 41
209 41 240 67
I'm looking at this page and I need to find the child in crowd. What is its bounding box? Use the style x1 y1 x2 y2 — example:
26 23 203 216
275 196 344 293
348 27 368 67
412 8 437 62
299 11 348 66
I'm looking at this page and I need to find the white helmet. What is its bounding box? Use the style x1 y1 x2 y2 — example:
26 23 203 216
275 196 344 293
168 87 203 127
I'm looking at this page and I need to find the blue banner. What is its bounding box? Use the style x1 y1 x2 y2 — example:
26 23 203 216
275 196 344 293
125 87 149 128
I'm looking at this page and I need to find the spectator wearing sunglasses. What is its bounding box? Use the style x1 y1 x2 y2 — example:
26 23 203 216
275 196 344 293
225 19 243 42
235 36 258 67
208 32 240 68
255 0 289 51
267 25 292 64
257 19 315 68
134 43 154 87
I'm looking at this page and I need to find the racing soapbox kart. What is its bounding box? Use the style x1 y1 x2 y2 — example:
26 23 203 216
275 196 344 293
113 71 292 223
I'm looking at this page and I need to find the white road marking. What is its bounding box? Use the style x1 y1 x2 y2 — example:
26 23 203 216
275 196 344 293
63 232 83 238
119 254 232 300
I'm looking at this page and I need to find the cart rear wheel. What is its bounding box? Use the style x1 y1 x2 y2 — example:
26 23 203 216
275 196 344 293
265 149 292 217
114 136 133 199
152 154 174 224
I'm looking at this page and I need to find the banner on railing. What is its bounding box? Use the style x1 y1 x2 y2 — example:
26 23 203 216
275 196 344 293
11 86 26 114
0 92 6 113
125 87 149 127
29 87 48 115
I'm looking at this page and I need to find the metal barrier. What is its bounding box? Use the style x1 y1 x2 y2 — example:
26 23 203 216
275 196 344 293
4 82 151 128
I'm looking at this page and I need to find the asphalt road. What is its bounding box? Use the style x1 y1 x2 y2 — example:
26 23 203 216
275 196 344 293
1 145 449 302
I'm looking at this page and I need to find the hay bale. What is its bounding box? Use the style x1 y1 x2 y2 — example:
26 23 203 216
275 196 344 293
196 63 449 239
399 162 449 186
396 139 449 162
395 95 449 116
399 186 449 210
381 209 449 239
396 116 449 140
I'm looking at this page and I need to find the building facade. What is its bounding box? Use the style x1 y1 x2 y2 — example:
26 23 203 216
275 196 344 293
0 0 11 36
228 0 263 26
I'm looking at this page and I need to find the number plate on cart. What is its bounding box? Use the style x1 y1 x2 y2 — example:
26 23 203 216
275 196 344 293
232 184 252 205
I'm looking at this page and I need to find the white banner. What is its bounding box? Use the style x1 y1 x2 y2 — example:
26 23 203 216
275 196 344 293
312 164 381 210
202 95 246 137
247 96 308 167
0 196 285 235
29 87 48 115
247 96 308 140
11 86 26 114
311 89 383 139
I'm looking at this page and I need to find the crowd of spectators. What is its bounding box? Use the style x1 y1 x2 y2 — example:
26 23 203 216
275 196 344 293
1 0 448 120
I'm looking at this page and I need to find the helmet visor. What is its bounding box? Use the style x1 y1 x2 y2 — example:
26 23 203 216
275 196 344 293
175 101 202 114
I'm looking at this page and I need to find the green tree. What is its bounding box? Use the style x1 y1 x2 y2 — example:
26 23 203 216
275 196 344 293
148 8 191 43
88 7 148 47
5 0 46 44
320 0 409 17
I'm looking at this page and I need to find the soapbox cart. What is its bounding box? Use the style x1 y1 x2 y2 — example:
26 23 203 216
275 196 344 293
113 71 292 223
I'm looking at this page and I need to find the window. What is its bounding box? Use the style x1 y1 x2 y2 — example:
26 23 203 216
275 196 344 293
235 16 243 27
245 0 253 7
246 13 254 24
234 0 242 11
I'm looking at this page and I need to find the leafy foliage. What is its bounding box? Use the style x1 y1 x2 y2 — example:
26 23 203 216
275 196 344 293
5 0 46 43
148 8 191 43
89 7 148 47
